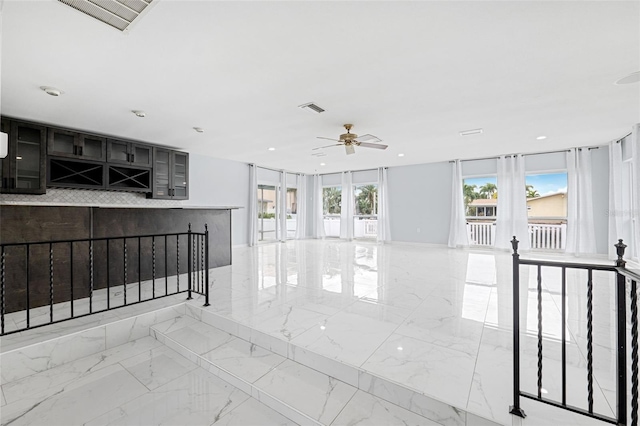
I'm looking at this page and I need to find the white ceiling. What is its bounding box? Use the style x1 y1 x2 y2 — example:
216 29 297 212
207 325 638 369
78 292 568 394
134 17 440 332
2 1 639 174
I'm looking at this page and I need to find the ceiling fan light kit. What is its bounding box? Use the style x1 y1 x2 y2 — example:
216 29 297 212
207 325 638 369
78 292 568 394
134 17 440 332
314 124 389 155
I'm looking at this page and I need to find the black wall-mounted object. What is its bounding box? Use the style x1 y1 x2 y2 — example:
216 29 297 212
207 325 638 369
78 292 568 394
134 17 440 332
0 119 47 194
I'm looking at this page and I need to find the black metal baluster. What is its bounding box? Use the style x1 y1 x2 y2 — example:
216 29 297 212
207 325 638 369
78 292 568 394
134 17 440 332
26 244 30 329
200 233 204 294
107 239 110 310
587 268 594 414
204 225 210 307
509 237 525 418
537 264 543 399
562 266 567 407
152 237 156 299
616 269 628 426
49 243 54 323
123 238 127 305
164 235 168 296
187 225 192 300
138 237 141 302
70 242 74 318
631 279 638 426
1 246 5 335
89 241 94 314
176 235 180 292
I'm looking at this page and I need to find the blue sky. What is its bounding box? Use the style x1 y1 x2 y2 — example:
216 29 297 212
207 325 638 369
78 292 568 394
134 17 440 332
464 173 567 196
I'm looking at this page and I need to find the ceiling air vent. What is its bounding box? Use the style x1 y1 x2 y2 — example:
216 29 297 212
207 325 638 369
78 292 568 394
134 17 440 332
298 102 325 114
58 0 154 32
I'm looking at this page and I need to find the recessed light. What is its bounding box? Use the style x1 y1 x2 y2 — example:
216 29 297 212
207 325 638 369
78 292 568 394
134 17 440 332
398 153 405 157
320 162 326 166
268 147 275 151
397 346 403 351
40 86 62 97
320 325 326 330
132 110 146 118
536 136 547 140
615 71 640 85
193 127 204 133
16 156 22 160
460 128 483 136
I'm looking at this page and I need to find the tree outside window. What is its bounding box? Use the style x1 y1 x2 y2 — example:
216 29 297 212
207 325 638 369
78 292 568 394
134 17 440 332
354 184 378 215
323 187 341 215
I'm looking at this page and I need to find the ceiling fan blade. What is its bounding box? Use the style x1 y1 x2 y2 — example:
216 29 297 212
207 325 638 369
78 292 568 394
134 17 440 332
312 144 342 150
345 144 356 155
357 142 388 150
317 137 341 142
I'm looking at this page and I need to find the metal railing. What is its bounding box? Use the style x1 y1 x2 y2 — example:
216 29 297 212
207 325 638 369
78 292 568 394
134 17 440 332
510 237 638 425
0 224 210 336
466 222 567 250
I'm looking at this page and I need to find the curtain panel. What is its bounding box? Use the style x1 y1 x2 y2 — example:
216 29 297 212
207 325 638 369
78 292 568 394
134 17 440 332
566 148 597 254
248 164 258 246
377 167 391 243
448 159 469 248
495 155 529 250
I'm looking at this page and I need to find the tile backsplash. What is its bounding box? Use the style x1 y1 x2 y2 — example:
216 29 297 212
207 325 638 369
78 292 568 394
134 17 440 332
0 188 183 207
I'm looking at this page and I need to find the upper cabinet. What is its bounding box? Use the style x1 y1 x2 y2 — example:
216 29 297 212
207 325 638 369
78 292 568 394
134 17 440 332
1 120 47 194
48 128 106 161
150 148 189 200
107 139 153 168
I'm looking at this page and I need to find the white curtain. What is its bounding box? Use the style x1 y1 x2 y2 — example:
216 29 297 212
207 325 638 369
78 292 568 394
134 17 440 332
377 167 391 243
248 164 258 246
630 124 640 260
312 174 325 239
608 140 632 259
448 159 469 247
295 174 307 239
566 148 597 254
340 171 354 240
279 171 287 242
495 155 530 250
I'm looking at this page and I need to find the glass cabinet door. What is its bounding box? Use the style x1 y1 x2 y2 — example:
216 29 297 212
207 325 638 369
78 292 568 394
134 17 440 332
132 144 152 167
107 140 130 163
0 119 9 189
172 152 188 199
80 135 105 160
48 128 77 157
13 122 45 192
154 149 170 198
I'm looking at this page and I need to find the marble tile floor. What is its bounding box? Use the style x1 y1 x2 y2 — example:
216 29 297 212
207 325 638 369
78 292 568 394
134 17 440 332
1 239 635 426
186 240 634 426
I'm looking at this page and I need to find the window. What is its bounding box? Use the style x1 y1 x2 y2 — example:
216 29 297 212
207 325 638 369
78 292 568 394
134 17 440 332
526 172 568 250
285 187 297 239
354 184 378 240
323 186 341 237
257 184 278 242
463 176 497 246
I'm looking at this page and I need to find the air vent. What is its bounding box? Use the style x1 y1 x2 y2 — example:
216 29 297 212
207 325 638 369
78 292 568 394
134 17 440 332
58 0 154 32
459 128 484 136
311 152 327 157
298 102 325 114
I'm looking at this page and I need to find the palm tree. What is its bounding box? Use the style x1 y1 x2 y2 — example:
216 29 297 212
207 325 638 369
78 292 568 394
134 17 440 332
479 183 497 199
526 185 540 198
323 187 342 214
463 184 479 216
356 185 378 215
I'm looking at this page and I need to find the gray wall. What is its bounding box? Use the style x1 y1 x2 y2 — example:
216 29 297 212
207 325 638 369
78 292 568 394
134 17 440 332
387 161 452 244
184 153 250 246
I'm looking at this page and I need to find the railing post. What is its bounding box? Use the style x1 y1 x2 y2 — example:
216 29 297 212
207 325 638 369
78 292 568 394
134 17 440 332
615 239 628 425
187 223 192 300
510 236 526 418
204 224 210 307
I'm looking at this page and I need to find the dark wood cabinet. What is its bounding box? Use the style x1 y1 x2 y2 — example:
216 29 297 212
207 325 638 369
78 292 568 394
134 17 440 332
150 148 188 199
1 120 47 194
107 139 153 167
48 127 106 161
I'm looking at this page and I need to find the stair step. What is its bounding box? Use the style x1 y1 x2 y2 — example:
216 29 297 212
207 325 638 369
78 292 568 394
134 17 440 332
151 315 445 426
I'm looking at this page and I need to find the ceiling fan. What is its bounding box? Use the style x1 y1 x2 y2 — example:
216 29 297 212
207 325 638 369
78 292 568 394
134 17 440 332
314 124 388 155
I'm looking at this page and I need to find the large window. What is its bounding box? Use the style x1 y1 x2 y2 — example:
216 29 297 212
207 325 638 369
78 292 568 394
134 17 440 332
353 184 378 240
286 187 297 239
257 184 278 242
526 172 567 250
323 186 341 237
464 176 497 246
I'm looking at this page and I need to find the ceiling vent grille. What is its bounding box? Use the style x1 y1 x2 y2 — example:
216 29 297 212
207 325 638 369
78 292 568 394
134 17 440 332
298 102 325 114
58 0 154 32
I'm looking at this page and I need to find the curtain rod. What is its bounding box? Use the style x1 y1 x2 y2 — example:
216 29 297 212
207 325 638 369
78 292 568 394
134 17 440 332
318 167 381 176
448 146 603 163
248 163 305 176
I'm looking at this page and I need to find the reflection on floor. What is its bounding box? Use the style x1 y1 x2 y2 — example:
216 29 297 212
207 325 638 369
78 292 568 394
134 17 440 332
204 240 624 426
0 240 629 425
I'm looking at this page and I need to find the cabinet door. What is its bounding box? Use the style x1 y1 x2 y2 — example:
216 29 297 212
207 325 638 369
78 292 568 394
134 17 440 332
10 121 46 194
172 152 188 199
0 119 10 190
107 139 130 164
48 128 78 158
79 134 106 161
130 143 152 167
153 148 171 198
